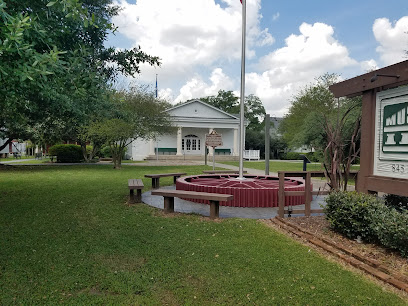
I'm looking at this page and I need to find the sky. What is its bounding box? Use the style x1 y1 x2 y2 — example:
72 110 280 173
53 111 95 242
107 0 408 117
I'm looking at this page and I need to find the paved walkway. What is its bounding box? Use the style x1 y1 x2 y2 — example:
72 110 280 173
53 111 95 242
142 185 327 219
1 158 33 164
142 161 329 219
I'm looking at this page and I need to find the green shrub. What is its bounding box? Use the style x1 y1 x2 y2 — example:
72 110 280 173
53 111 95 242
325 191 380 241
305 151 323 162
325 191 408 257
100 146 112 158
370 208 408 257
383 194 408 212
48 144 83 163
99 146 128 159
282 152 302 160
86 145 93 155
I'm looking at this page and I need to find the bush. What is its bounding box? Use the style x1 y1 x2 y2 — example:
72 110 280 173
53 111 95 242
100 146 112 158
100 146 128 159
48 144 83 163
383 194 408 212
86 145 93 155
325 191 408 257
370 208 408 257
282 152 302 160
325 191 380 241
305 151 323 162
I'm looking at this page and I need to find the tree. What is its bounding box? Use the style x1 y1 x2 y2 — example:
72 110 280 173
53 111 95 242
0 0 160 151
280 74 362 190
86 88 174 169
201 90 239 115
244 94 266 130
200 90 266 130
200 90 266 155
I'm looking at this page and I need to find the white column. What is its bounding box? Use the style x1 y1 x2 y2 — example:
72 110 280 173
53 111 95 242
176 127 182 155
233 128 238 156
208 128 214 156
149 139 155 155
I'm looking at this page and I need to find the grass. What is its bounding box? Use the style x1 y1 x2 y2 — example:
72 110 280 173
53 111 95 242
0 156 34 162
5 158 144 165
10 158 54 164
0 165 404 304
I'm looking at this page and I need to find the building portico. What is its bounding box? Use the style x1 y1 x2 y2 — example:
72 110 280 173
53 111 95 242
129 100 243 161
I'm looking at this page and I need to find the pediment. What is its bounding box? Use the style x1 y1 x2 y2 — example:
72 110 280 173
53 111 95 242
167 100 238 120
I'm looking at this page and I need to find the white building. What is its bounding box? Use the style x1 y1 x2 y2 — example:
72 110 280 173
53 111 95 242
129 99 243 161
0 139 26 157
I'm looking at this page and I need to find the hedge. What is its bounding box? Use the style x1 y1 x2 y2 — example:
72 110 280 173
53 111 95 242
48 144 83 163
384 194 408 212
282 152 302 160
281 151 322 162
325 191 408 257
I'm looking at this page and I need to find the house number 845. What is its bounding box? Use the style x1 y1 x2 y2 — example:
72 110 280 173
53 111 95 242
391 164 405 173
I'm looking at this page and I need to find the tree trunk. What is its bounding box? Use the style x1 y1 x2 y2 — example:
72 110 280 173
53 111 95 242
80 142 90 162
112 145 123 169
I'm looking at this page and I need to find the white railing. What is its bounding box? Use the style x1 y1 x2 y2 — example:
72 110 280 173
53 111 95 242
243 150 260 160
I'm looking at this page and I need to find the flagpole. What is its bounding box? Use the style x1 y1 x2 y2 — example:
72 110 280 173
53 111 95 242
238 0 246 179
155 74 158 98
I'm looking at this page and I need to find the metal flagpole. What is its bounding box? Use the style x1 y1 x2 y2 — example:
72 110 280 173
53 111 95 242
155 74 158 98
238 0 246 179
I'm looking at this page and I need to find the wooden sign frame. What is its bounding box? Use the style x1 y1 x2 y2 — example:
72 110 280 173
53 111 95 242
329 60 408 196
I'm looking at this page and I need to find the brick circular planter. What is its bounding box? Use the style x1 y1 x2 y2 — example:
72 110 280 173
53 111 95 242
176 174 307 207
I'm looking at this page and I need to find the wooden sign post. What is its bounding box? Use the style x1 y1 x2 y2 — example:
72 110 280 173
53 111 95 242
330 60 408 196
205 130 223 170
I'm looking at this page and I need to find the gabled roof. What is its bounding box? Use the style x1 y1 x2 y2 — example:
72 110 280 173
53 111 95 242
166 99 239 120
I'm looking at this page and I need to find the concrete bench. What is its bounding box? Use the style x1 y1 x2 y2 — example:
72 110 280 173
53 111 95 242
151 189 233 219
128 179 144 204
202 170 247 174
144 172 187 189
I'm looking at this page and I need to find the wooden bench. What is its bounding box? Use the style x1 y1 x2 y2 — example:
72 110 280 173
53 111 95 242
151 189 233 219
156 148 177 155
214 148 231 155
202 170 247 174
128 179 144 204
144 173 187 189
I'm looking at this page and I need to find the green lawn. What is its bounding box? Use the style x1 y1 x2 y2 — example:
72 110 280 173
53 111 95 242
8 158 144 165
0 165 403 304
222 160 360 173
10 158 54 164
0 155 34 162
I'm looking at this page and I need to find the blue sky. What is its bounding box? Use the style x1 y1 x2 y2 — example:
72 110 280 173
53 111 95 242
108 0 408 116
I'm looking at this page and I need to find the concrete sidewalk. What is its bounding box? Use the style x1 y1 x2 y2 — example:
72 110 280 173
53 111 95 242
142 185 327 219
140 160 331 219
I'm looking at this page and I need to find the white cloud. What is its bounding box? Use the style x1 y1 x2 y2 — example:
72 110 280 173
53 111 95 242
247 22 359 116
174 68 234 103
360 59 378 72
158 88 174 102
272 12 280 21
373 16 408 66
112 0 273 81
175 68 234 102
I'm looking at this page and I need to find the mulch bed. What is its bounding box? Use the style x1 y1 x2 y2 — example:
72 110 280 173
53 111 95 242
263 216 408 298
